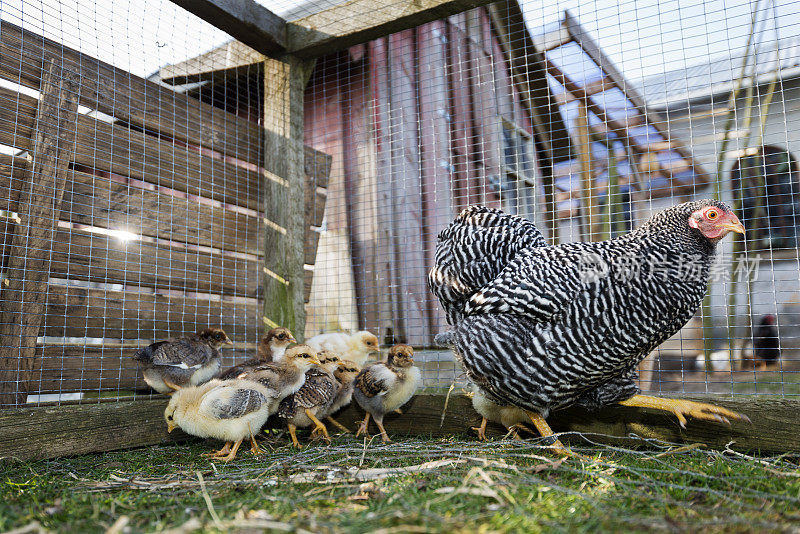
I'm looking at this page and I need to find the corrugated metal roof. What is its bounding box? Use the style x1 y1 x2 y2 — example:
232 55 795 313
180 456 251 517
636 35 800 110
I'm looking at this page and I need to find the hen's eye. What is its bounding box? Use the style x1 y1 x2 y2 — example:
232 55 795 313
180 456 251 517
707 210 719 220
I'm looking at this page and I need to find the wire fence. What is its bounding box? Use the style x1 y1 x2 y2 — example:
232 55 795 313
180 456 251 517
0 0 799 407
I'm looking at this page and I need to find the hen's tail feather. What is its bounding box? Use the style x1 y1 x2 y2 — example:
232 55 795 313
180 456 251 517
428 205 547 325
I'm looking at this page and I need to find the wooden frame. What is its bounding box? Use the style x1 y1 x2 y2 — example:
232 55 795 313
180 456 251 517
1 393 796 461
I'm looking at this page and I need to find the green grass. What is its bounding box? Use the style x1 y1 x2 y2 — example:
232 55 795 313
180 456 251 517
1 435 799 533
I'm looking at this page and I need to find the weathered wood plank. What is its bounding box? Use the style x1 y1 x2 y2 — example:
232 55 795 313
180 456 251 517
159 41 264 85
169 0 287 56
3 104 270 214
62 169 264 256
30 346 256 394
0 399 190 460
0 86 37 150
49 229 262 298
288 0 497 58
40 284 261 341
0 394 794 460
0 60 81 407
0 20 264 165
262 56 315 338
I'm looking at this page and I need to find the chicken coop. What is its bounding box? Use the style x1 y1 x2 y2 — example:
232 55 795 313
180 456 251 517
1 0 799 460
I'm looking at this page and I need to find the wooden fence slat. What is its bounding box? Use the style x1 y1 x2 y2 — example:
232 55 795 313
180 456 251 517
0 59 81 406
62 169 264 257
40 284 261 341
49 229 262 298
30 346 256 394
0 20 264 166
0 87 37 150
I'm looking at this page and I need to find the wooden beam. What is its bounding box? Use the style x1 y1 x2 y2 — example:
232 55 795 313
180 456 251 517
575 103 599 241
0 399 190 461
288 0 496 58
159 40 263 85
169 0 287 56
262 56 316 339
0 393 795 460
562 11 711 186
0 59 80 407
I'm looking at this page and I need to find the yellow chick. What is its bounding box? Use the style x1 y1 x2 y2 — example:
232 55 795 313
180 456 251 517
470 384 535 441
306 330 380 367
164 378 273 462
353 344 421 443
239 344 321 404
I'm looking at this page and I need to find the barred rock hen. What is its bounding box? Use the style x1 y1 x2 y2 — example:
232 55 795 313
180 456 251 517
430 201 749 451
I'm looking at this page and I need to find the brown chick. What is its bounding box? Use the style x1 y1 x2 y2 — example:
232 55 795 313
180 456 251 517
276 351 341 447
238 344 321 409
353 344 421 443
322 359 361 433
217 327 296 380
133 328 232 393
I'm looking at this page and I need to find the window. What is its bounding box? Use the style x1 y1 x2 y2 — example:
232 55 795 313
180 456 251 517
490 119 537 218
731 145 800 250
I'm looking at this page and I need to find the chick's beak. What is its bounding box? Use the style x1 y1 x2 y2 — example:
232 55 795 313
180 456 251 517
721 214 745 235
309 357 322 365
289 336 297 343
224 337 233 345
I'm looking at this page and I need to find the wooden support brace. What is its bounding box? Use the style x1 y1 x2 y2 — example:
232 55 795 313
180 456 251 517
262 56 316 339
0 59 80 407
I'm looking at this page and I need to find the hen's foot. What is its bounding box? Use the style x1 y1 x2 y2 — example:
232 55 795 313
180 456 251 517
618 395 751 428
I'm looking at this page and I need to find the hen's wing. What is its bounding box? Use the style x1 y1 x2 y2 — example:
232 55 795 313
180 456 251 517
201 385 267 420
428 205 547 325
463 244 592 322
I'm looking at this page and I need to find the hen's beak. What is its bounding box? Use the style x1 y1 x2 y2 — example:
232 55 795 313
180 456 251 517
721 217 745 235
167 422 176 433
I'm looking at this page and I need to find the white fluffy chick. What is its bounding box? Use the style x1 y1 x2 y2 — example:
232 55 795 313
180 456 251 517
307 330 380 367
471 384 536 441
164 378 273 462
353 344 421 443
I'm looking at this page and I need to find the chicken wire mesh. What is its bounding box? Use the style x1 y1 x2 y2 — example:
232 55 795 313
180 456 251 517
0 0 798 408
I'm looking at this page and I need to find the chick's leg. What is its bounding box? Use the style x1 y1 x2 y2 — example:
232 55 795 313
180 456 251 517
305 410 331 443
287 423 302 448
525 411 570 455
217 438 243 463
373 415 392 443
202 441 232 458
248 423 263 455
472 417 488 441
326 416 350 433
618 395 750 428
356 413 371 438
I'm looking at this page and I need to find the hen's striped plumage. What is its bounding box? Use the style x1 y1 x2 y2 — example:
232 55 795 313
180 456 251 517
431 200 734 417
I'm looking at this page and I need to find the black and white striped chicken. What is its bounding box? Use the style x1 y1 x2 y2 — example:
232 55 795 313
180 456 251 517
430 201 749 448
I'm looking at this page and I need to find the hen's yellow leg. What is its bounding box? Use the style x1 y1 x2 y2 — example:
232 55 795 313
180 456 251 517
507 423 536 441
356 413 371 437
618 395 750 428
287 423 302 448
472 417 488 441
525 411 571 455
326 416 350 433
305 409 331 442
217 438 243 463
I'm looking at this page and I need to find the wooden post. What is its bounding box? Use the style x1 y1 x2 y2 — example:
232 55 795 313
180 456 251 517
262 56 316 340
0 59 80 407
575 102 597 241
